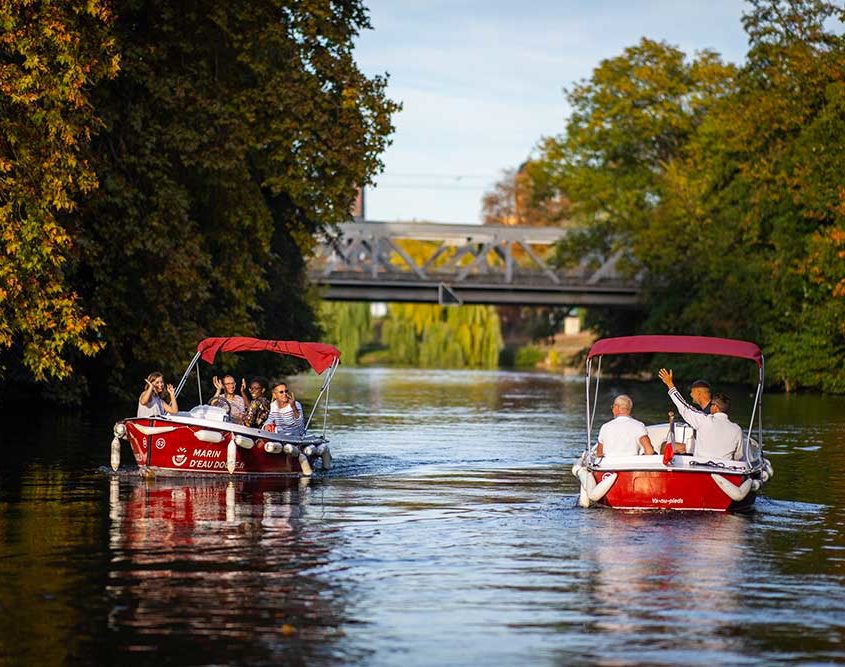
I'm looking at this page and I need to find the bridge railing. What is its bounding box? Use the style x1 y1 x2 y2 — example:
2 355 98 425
308 221 637 306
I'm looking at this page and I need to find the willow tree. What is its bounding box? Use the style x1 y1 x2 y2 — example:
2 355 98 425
74 0 399 392
318 301 371 366
385 303 502 369
0 1 118 381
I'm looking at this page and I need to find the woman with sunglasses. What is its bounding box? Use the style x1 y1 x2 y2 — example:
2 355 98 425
264 381 304 436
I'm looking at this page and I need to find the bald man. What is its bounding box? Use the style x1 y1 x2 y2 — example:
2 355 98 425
595 394 656 457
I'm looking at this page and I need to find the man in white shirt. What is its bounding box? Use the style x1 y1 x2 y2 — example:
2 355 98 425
658 368 743 460
596 394 656 457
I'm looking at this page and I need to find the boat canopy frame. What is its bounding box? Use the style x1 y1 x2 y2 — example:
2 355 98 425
173 337 342 436
584 335 765 461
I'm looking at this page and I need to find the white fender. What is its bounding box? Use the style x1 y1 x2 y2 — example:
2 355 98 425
588 473 618 502
110 437 121 472
226 440 237 474
576 467 595 508
233 434 254 449
133 425 177 436
760 459 775 482
194 429 224 444
711 474 752 502
298 453 313 477
751 479 762 491
303 445 315 457
283 443 300 456
113 422 126 438
264 442 283 454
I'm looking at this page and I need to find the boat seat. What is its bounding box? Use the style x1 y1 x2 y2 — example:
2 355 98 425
189 404 230 422
645 422 694 454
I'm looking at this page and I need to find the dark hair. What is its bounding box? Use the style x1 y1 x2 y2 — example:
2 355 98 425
690 379 711 391
712 392 730 413
250 376 269 392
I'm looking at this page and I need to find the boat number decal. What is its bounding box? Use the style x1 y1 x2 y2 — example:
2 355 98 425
172 447 188 467
155 438 166 450
651 497 684 505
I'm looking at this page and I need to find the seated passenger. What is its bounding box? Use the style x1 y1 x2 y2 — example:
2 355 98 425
241 376 271 429
209 374 246 425
264 381 305 437
658 368 743 460
595 394 656 457
137 372 178 418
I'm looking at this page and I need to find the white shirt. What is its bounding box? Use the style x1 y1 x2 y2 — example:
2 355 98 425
137 395 164 418
667 387 743 460
597 415 648 457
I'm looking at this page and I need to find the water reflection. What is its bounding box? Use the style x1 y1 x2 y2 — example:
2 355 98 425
2 369 845 665
580 513 748 660
106 476 365 664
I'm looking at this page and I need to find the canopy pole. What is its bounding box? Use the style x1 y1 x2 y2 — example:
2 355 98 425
175 351 202 398
304 358 339 434
196 364 202 405
758 358 765 452
588 356 602 449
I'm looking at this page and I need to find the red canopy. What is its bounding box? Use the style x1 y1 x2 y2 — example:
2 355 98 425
197 337 341 374
587 335 763 367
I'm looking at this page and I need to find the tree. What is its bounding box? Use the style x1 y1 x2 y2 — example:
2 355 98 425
0 1 118 380
481 161 569 227
727 0 845 389
530 3 845 390
319 301 371 366
73 0 399 393
383 303 502 369
532 38 737 339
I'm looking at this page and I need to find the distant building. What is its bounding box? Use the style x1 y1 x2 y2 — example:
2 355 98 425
352 186 365 221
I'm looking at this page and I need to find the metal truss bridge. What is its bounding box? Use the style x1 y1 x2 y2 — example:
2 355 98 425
308 221 639 307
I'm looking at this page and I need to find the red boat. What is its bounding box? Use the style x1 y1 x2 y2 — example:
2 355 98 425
110 337 341 477
572 335 774 511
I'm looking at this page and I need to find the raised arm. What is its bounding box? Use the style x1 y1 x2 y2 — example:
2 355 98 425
139 378 154 406
658 368 707 430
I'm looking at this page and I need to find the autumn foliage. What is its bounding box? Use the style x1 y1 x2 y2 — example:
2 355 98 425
524 0 845 392
1 0 398 396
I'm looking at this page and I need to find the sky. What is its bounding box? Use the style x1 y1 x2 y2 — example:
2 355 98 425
353 0 752 224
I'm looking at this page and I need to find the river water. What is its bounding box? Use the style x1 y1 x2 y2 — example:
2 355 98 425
1 367 844 665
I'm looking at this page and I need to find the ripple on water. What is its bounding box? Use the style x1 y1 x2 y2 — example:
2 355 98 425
2 368 845 665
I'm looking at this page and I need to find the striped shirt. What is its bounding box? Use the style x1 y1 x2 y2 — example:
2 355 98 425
268 401 305 436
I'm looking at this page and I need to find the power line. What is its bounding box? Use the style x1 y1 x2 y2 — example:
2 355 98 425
372 184 485 191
